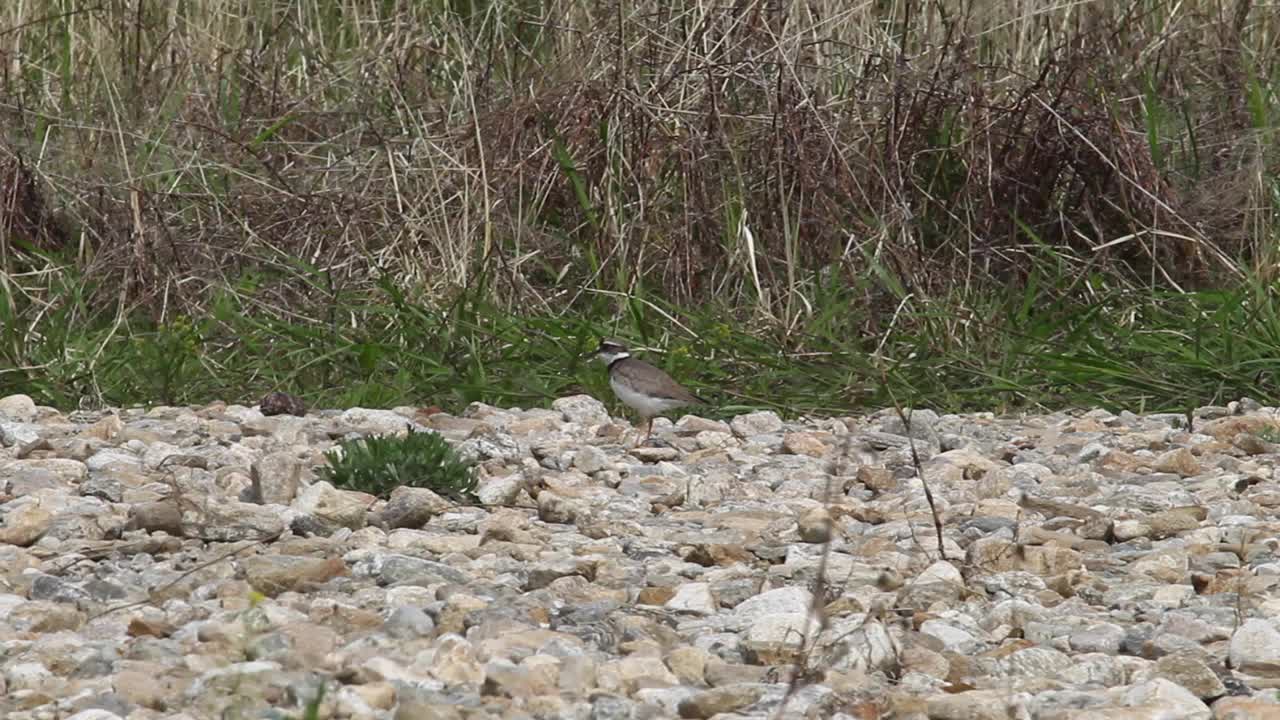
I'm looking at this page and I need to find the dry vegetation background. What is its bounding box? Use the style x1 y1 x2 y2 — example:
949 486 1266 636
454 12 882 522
0 0 1278 412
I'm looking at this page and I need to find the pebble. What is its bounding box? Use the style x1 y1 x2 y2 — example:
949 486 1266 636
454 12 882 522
0 393 1279 718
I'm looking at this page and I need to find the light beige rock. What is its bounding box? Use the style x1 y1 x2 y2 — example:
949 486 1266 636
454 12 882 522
666 582 717 615
1213 697 1280 719
114 668 180 710
783 432 828 457
797 506 833 543
292 480 375 529
1153 447 1201 476
250 452 305 504
537 491 586 524
241 555 347 596
425 635 485 687
665 645 709 686
1150 653 1226 701
1147 507 1206 539
0 504 52 546
596 655 679 694
0 394 38 422
677 684 765 719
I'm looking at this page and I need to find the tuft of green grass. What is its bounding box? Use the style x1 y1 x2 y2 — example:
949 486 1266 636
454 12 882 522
292 680 326 720
320 428 477 502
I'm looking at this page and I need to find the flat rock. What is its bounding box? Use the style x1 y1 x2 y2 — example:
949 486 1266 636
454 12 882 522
0 504 53 546
241 554 347 595
677 684 765 718
292 480 375 530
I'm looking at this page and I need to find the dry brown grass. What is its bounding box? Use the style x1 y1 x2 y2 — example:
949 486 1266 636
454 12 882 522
0 0 1277 326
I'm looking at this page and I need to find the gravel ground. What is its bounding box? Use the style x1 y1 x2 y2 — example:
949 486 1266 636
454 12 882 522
3 392 1280 720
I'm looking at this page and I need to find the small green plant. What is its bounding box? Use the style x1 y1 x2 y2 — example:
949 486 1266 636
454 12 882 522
293 680 326 720
319 428 477 502
1254 424 1280 444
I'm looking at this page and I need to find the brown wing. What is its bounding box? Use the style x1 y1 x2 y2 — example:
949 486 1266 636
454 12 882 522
615 359 707 404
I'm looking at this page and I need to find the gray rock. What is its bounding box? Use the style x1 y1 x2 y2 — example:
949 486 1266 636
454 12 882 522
459 428 522 462
29 573 91 604
1 421 42 447
85 447 143 473
0 458 89 495
553 395 612 426
371 554 473 586
79 477 123 503
881 408 939 438
384 605 437 639
729 411 783 438
1068 622 1126 654
591 694 641 720
127 500 184 536
375 485 453 529
574 446 610 474
200 500 287 542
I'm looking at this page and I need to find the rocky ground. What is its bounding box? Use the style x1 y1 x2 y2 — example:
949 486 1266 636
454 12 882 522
3 393 1280 719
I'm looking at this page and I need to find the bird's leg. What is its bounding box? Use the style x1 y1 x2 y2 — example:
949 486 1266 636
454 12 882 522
643 416 653 445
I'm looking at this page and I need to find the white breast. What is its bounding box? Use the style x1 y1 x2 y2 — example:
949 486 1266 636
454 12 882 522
611 376 691 417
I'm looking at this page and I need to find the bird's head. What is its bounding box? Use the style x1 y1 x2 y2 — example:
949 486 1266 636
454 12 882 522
592 339 631 365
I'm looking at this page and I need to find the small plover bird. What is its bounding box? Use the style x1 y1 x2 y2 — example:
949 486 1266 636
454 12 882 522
592 338 707 443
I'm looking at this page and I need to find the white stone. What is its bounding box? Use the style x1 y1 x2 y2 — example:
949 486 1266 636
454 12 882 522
4 661 52 690
1229 618 1280 676
1122 677 1210 719
732 586 813 624
916 560 963 585
745 612 822 645
85 447 142 472
339 408 427 436
729 410 784 437
573 446 610 474
665 583 717 615
920 619 977 651
64 712 125 720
